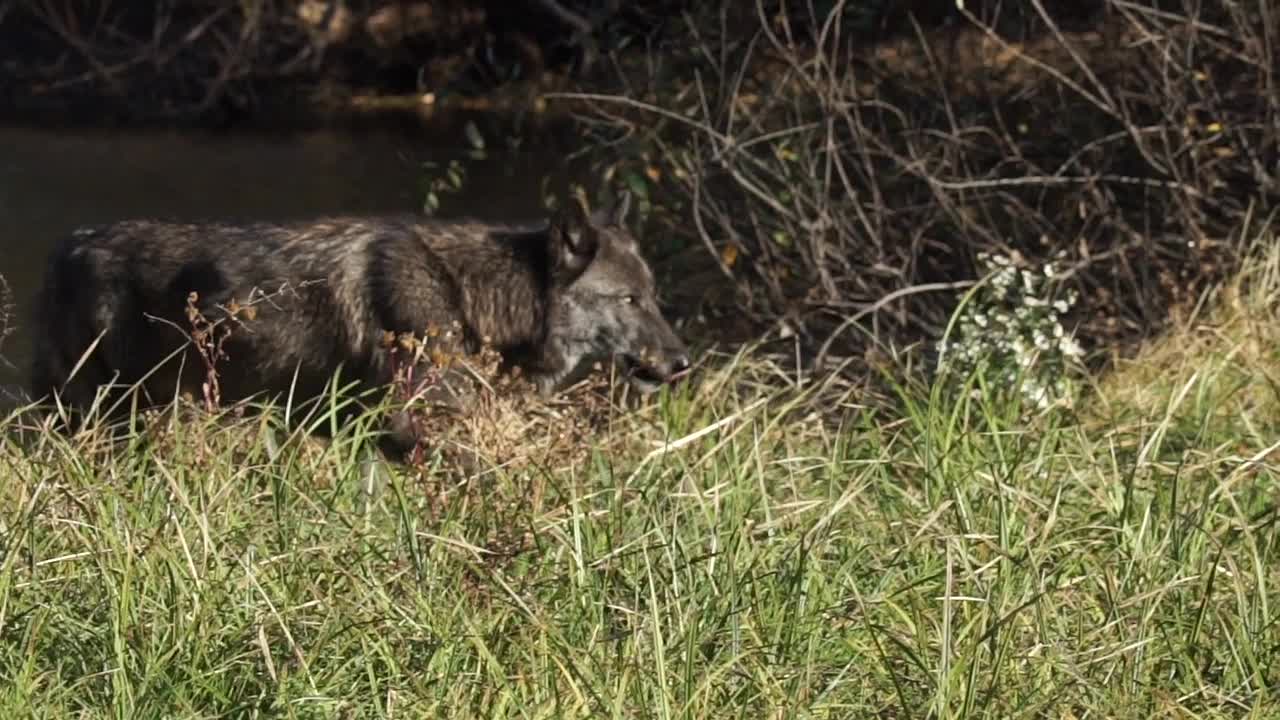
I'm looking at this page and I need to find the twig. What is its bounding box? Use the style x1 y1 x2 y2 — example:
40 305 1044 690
533 0 593 36
543 91 732 145
814 281 978 372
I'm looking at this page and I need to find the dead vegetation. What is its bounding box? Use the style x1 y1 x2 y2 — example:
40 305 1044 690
1087 226 1280 427
555 0 1279 384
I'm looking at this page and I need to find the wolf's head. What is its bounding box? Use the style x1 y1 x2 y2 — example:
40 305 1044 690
540 192 691 394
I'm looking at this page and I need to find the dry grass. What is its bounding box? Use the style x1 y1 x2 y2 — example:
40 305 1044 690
1089 233 1280 431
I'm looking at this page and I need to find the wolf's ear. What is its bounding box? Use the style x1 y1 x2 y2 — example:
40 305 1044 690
610 190 632 228
589 190 632 229
549 195 599 283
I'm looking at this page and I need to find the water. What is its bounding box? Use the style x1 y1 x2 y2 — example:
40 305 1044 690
0 120 577 403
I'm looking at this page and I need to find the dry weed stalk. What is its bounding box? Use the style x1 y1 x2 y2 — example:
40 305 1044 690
184 291 237 413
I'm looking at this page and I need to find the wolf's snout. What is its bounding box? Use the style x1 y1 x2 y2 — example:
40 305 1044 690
623 345 692 393
669 354 691 379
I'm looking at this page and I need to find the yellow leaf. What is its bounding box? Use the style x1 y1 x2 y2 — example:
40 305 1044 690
720 243 740 268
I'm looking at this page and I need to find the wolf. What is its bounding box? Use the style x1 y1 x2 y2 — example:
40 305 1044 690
27 192 691 456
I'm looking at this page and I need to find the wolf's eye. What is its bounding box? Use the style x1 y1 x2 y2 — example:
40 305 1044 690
621 295 637 305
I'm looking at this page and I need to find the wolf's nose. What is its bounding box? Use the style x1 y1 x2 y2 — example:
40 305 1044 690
671 355 691 377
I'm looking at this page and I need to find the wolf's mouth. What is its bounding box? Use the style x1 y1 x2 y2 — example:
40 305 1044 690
622 355 690 392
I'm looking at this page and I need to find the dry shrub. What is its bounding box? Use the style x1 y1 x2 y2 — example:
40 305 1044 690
386 326 664 477
556 0 1279 376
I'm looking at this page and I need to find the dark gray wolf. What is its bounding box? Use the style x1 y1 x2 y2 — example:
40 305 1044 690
27 192 690 456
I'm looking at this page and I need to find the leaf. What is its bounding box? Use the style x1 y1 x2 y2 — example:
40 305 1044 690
720 243 740 269
464 121 486 150
623 171 650 201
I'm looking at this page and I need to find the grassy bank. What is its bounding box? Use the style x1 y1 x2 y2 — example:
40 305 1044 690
2 241 1278 718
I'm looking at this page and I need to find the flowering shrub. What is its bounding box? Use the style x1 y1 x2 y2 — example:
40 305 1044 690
936 251 1085 411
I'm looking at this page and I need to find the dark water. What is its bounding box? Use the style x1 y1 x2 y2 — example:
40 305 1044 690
0 122 575 404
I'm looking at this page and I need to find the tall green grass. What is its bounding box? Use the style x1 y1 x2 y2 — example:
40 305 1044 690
2 245 1278 718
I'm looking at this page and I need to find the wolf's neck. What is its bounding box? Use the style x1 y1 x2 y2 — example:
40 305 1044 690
454 261 548 353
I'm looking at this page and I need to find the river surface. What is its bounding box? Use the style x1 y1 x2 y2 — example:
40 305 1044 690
0 121 577 405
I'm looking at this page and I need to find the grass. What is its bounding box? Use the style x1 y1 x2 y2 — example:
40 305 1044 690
1 245 1279 719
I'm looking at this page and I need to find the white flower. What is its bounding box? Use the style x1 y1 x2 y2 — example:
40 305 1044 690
1021 270 1036 293
936 246 1085 412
